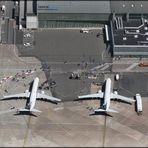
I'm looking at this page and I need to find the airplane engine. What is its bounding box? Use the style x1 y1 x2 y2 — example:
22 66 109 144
41 91 45 94
114 91 118 95
25 90 29 93
98 90 102 93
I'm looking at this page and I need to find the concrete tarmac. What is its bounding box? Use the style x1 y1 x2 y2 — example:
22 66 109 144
0 44 147 147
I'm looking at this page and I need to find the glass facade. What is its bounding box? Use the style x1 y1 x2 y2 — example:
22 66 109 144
39 20 103 28
38 13 109 28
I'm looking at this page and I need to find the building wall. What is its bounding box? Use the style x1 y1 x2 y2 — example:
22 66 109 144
36 1 111 28
37 1 111 14
19 1 24 21
38 13 110 21
113 46 148 56
37 1 148 16
27 1 33 14
27 16 38 29
25 0 148 29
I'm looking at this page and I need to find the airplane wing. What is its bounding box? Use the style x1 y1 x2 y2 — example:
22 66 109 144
78 92 104 99
110 93 135 102
37 93 61 102
3 92 30 99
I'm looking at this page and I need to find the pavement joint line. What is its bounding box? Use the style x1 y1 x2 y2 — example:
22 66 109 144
100 64 110 71
23 116 31 147
0 121 103 127
102 115 107 147
125 63 138 71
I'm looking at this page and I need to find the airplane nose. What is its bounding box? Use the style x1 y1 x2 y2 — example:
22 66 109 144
35 77 39 81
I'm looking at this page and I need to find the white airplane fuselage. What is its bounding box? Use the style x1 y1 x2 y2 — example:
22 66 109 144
103 78 111 110
78 77 135 114
3 77 61 113
28 77 39 110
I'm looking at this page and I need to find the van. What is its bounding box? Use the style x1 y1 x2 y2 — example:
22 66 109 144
80 28 90 33
115 74 119 81
1 5 5 11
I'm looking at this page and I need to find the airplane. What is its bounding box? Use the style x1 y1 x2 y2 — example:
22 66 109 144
78 78 135 113
2 77 61 113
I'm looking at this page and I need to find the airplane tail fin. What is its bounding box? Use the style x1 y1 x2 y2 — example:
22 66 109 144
17 108 42 113
94 108 118 113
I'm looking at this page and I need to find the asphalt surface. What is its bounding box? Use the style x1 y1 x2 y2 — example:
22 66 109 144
17 29 110 63
0 1 16 44
14 28 148 101
15 28 112 101
4 1 14 19
0 4 147 145
0 33 148 147
114 72 148 97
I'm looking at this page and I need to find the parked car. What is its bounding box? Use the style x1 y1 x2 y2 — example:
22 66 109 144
80 28 90 33
1 5 5 12
24 33 31 38
24 42 31 47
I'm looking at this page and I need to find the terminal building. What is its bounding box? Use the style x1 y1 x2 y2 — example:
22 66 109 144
20 0 111 28
18 0 148 57
19 0 148 29
110 15 148 57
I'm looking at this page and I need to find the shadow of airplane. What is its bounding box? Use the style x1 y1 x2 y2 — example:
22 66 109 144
37 98 58 104
73 98 100 102
13 111 37 117
89 111 113 117
111 99 132 105
0 97 27 101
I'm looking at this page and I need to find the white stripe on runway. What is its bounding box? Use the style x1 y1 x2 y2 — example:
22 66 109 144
126 63 138 71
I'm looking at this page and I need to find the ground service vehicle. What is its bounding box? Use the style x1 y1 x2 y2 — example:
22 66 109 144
136 93 142 115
